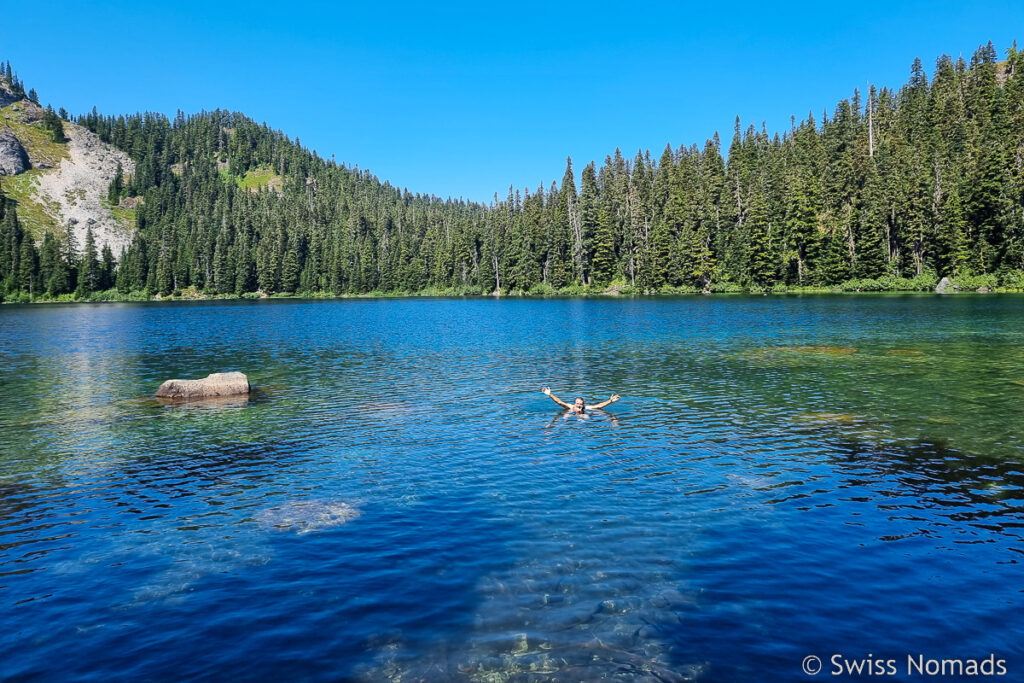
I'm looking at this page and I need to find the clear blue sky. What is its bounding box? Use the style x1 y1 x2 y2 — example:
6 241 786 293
3 1 1022 202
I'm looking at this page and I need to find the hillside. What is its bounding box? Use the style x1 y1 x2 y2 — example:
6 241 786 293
2 42 1024 302
1 81 134 253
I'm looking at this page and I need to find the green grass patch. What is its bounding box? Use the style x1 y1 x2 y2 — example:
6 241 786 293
107 202 137 234
0 103 71 167
219 166 283 193
0 170 62 237
239 167 283 193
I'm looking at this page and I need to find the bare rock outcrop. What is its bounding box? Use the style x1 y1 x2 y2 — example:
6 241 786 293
35 122 136 254
0 128 29 175
155 372 251 399
935 277 953 294
16 99 45 123
0 80 18 108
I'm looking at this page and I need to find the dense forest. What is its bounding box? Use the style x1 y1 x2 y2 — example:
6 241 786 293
2 42 1023 301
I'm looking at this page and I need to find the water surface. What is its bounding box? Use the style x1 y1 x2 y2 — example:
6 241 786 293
1 296 1023 680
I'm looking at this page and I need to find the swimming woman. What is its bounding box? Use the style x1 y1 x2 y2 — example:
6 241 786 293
541 386 620 416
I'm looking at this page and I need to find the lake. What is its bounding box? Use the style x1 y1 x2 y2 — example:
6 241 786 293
1 295 1022 681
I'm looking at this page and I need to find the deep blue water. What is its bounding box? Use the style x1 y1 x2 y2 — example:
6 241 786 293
1 296 1023 681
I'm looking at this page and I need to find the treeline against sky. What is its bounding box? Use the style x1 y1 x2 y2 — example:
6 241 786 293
2 42 1023 300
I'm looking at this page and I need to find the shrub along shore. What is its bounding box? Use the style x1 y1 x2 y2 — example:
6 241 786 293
2 272 1021 304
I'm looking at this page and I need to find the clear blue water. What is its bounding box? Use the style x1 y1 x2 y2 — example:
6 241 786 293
1 296 1023 681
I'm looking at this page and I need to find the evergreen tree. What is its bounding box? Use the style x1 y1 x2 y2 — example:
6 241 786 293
157 243 175 295
281 243 300 293
934 180 969 276
76 227 99 295
43 107 66 143
784 178 818 284
19 234 38 296
100 244 116 290
854 168 889 278
820 221 853 284
39 232 60 290
745 192 776 288
108 162 124 203
578 163 599 286
47 236 72 296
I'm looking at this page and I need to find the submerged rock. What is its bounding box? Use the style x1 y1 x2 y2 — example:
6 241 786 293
795 412 861 424
255 500 360 534
768 345 857 356
797 345 856 355
741 345 859 368
884 349 924 356
0 128 29 176
155 371 251 399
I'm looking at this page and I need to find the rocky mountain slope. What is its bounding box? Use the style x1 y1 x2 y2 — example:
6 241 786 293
34 118 135 253
0 77 134 253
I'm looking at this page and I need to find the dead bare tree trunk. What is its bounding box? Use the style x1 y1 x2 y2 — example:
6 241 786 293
845 204 856 267
568 192 584 284
492 251 500 294
627 188 638 287
886 206 895 268
867 83 875 158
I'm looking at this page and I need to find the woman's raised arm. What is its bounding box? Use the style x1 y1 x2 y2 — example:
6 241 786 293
542 386 572 409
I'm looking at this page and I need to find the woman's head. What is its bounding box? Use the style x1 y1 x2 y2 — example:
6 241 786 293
573 397 586 411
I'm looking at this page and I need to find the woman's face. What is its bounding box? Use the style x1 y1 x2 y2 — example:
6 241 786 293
573 397 585 411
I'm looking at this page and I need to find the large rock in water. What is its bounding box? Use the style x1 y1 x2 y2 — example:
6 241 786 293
155 372 251 399
935 276 953 294
0 128 29 176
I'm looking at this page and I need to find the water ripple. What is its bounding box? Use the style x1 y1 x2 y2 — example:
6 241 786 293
1 297 1023 680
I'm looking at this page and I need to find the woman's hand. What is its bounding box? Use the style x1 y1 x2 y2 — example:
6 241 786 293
542 386 551 395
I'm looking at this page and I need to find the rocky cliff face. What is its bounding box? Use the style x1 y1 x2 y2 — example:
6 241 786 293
0 79 19 108
0 77 135 254
35 122 136 254
0 128 30 175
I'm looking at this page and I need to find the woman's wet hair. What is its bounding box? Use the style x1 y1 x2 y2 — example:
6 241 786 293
574 397 585 405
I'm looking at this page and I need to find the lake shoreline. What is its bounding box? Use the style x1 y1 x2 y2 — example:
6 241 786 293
4 287 1023 305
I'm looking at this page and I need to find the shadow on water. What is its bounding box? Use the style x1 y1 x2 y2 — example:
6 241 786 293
827 438 1024 535
643 435 1024 683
